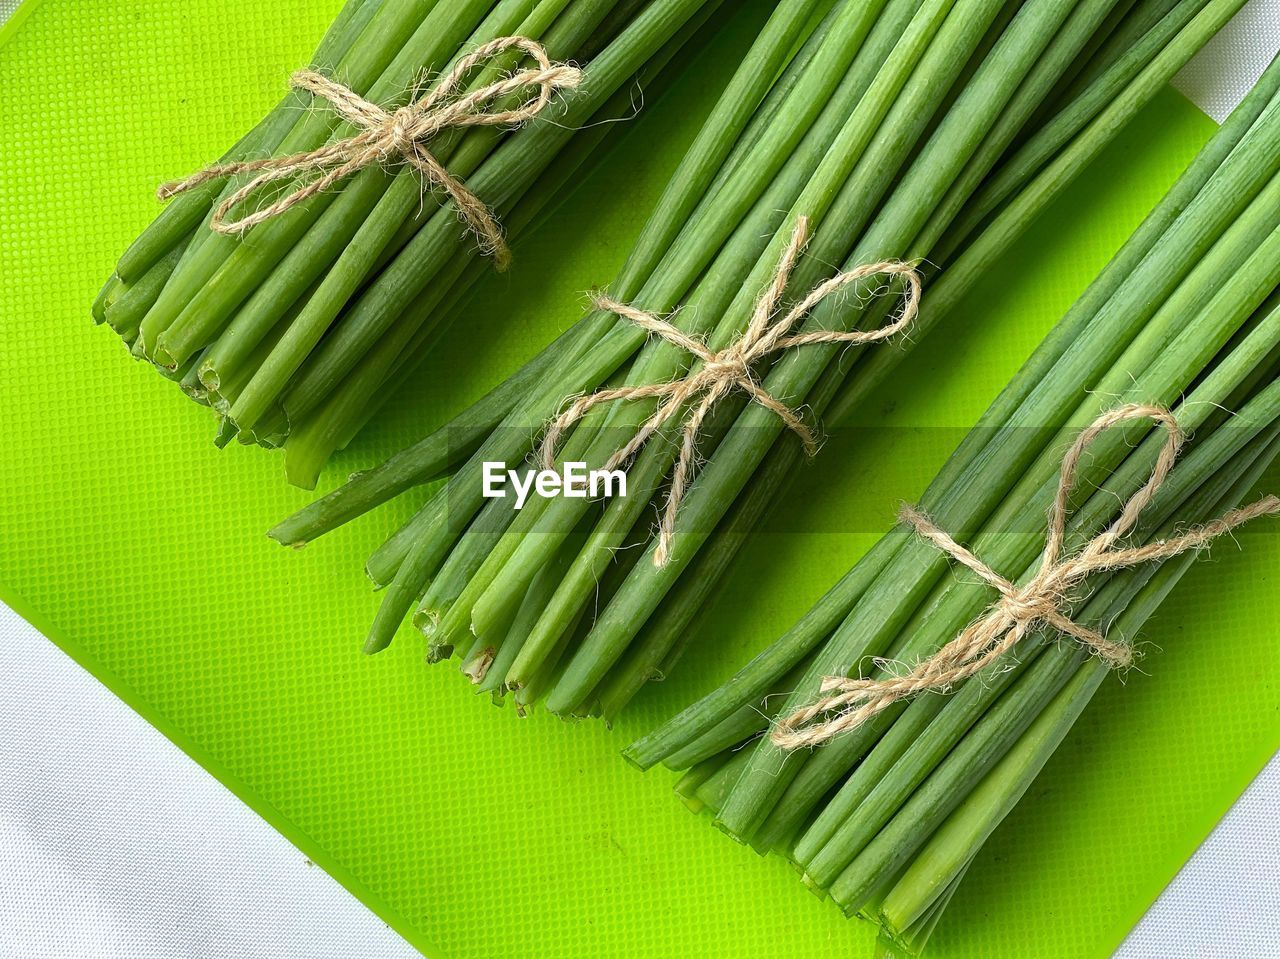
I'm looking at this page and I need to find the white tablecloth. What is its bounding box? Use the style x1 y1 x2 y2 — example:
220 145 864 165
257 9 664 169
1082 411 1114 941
0 605 418 959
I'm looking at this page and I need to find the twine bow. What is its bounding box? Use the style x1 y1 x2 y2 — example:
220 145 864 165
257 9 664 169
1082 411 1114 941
539 216 921 567
772 404 1280 749
158 36 582 269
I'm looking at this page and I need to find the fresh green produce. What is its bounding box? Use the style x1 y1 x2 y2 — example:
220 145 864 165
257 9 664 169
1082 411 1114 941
274 0 1250 721
95 0 740 471
629 54 1280 955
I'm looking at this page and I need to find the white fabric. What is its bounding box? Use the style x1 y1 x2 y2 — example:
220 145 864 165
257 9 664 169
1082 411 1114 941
0 605 420 959
1116 754 1280 958
1172 0 1280 122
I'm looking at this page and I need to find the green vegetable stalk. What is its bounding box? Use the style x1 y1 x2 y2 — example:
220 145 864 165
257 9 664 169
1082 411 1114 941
274 0 1249 723
98 0 742 464
631 55 1280 954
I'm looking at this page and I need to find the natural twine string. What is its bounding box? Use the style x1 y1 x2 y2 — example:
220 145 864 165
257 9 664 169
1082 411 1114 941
539 216 921 567
158 36 582 270
772 403 1280 750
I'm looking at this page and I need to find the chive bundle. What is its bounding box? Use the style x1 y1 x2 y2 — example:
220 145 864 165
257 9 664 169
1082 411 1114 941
274 0 1247 719
95 0 733 482
628 55 1280 955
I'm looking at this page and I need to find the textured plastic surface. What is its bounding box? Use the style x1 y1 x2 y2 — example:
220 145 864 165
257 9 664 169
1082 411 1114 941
1 3 1277 958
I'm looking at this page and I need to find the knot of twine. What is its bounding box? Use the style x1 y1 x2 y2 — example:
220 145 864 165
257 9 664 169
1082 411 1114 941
158 36 582 270
772 404 1280 749
539 216 921 567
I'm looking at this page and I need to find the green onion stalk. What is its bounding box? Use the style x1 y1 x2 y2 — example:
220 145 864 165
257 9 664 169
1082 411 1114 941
271 0 1251 718
96 0 753 464
628 55 1280 955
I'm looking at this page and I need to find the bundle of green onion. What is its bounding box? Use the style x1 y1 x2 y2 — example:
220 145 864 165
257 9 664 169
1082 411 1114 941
628 54 1280 956
93 0 736 478
272 0 1251 717
267 0 1249 717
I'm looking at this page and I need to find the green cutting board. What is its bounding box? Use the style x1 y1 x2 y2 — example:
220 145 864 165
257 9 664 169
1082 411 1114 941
2 2 1277 956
